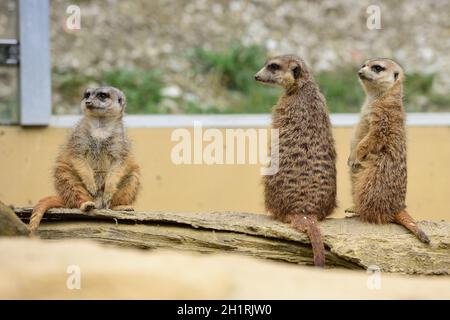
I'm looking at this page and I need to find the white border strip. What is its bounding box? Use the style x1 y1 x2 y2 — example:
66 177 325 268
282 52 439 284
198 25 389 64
49 113 450 128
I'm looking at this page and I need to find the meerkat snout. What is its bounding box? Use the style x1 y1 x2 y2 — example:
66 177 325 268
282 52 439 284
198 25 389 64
253 67 270 83
357 69 364 78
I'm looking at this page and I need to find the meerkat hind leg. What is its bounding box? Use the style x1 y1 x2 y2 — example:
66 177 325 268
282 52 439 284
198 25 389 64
110 172 139 210
394 210 430 244
344 207 360 219
55 166 96 212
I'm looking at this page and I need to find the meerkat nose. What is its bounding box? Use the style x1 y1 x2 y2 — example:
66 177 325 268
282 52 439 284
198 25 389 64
254 74 261 81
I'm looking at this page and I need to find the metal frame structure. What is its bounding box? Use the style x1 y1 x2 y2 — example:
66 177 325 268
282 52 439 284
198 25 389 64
0 0 51 126
19 0 51 125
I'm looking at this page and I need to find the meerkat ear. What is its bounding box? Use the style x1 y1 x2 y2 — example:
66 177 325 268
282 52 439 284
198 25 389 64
394 72 399 81
117 92 127 111
290 63 301 80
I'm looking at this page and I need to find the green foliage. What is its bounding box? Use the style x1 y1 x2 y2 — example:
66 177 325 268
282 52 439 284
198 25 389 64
52 68 95 109
53 68 165 114
404 73 450 112
192 43 367 113
101 69 164 113
0 97 18 123
315 68 364 113
192 43 449 113
194 42 265 93
228 85 280 113
181 101 223 114
317 70 450 113
405 73 434 94
53 43 449 114
193 42 281 113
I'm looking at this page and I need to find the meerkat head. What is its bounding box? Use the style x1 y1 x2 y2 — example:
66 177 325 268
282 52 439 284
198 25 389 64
81 86 126 118
254 55 311 91
358 58 404 96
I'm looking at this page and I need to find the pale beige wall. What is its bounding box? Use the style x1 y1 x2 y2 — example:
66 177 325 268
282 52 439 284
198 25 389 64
0 125 449 221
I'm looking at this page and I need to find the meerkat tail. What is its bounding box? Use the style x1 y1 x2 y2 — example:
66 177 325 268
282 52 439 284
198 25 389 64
291 214 325 267
394 210 430 244
29 196 64 232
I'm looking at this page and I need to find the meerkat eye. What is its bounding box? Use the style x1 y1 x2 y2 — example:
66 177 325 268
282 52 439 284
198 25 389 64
371 65 385 73
83 92 90 99
97 92 110 100
267 63 280 71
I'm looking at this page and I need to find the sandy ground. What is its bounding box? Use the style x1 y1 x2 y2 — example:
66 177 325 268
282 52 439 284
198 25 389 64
0 238 449 299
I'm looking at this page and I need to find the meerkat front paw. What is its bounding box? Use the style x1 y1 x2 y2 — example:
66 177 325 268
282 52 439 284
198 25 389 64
345 207 357 214
351 161 362 173
347 157 353 167
348 149 361 166
347 151 357 166
348 154 362 173
80 201 96 212
344 207 360 218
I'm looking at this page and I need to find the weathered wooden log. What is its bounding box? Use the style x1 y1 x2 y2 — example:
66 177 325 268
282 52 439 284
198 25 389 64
15 207 450 275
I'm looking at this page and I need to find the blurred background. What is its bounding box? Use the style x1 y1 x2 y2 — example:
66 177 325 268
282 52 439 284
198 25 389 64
0 0 449 220
2 0 450 117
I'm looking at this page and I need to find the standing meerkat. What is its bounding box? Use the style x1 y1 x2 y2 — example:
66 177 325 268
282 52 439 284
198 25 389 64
29 86 140 232
347 58 429 243
255 55 337 267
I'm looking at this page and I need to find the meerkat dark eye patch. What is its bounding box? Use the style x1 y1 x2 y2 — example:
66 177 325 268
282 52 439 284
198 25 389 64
83 91 90 99
394 72 399 80
97 92 110 100
267 63 280 71
371 65 385 73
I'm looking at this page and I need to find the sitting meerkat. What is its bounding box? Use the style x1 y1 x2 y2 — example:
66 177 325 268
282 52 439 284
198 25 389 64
29 86 140 232
255 55 337 267
348 58 430 244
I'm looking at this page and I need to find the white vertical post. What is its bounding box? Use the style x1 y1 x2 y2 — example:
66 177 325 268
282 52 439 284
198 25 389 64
19 0 51 126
